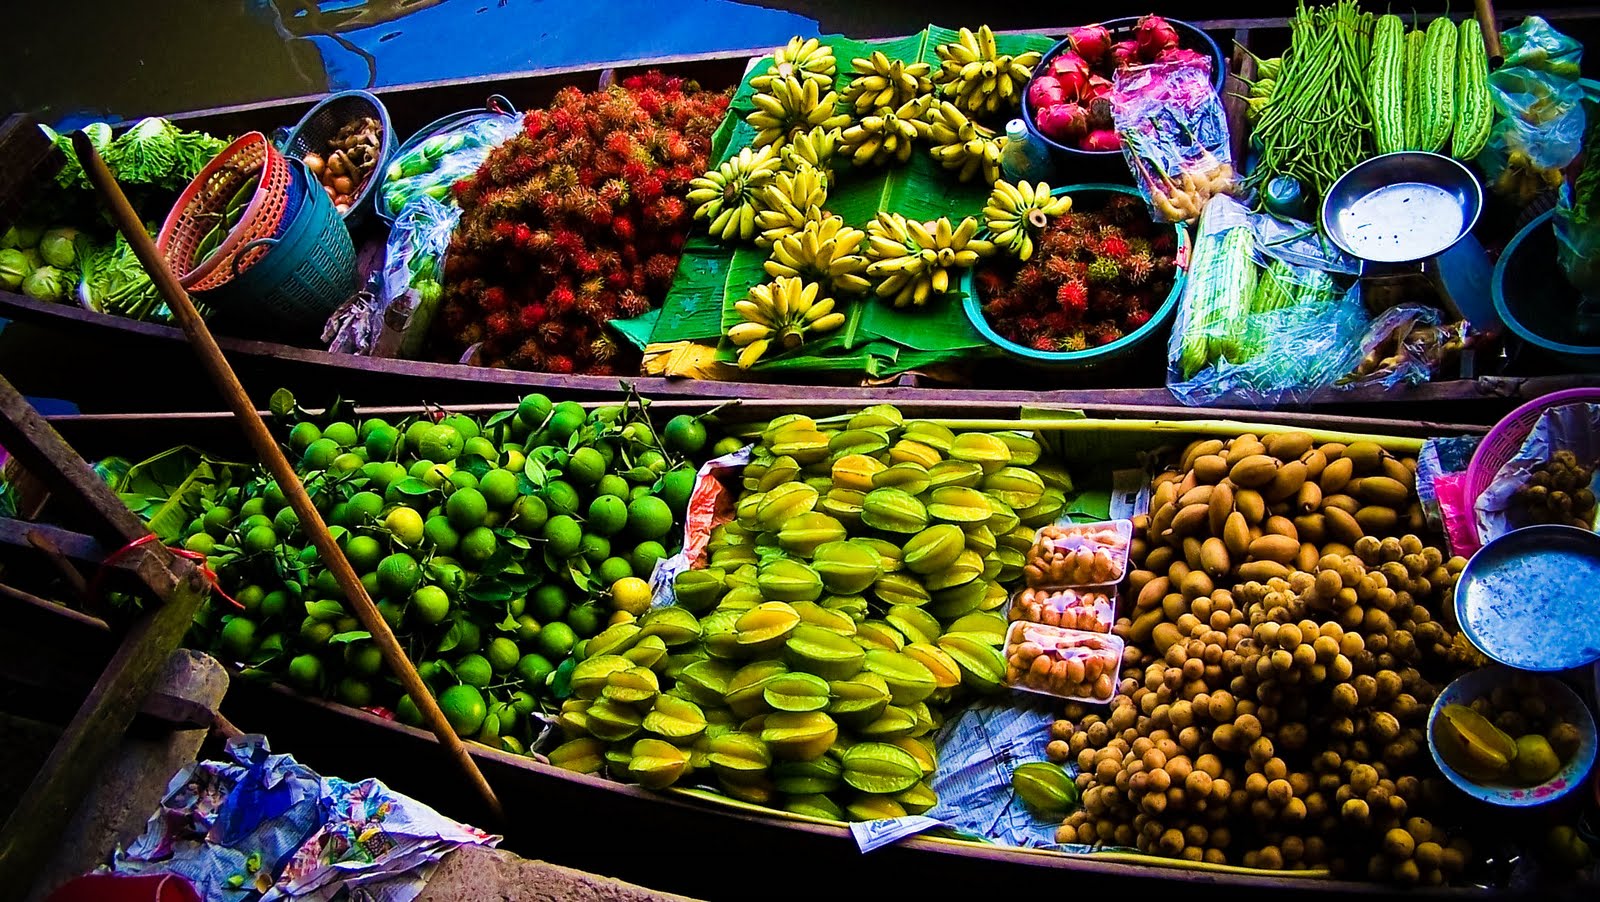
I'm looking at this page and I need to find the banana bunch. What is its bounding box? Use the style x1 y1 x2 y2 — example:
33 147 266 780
729 276 847 368
751 37 838 93
932 25 1041 116
754 165 829 247
865 212 994 308
984 180 1072 261
687 145 782 242
839 95 932 167
765 214 871 296
781 125 841 176
925 100 1005 184
748 76 852 151
841 50 934 115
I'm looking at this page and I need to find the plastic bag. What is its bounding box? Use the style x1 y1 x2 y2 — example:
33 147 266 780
1112 61 1236 223
1474 403 1600 544
1479 16 1584 200
322 197 458 357
1170 196 1257 381
1335 303 1467 390
378 112 519 219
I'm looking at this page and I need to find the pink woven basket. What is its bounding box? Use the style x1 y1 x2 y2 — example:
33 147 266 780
1463 388 1600 534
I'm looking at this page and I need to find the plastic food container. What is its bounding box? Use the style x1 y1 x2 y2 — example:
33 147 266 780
1004 621 1124 702
1008 586 1117 633
1023 519 1132 588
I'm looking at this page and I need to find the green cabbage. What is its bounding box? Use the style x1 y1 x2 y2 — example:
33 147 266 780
0 248 31 289
39 227 80 268
103 118 179 185
22 264 66 301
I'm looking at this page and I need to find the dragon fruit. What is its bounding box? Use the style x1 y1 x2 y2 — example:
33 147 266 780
1067 24 1113 65
1156 46 1211 74
1048 52 1093 99
1080 129 1122 152
1086 74 1113 100
1135 15 1181 60
1037 102 1089 144
1110 39 1141 70
1028 74 1067 109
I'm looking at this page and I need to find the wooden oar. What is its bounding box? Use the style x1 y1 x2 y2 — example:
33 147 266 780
70 132 504 823
1475 0 1505 68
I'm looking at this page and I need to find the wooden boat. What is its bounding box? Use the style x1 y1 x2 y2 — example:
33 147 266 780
1 398 1520 901
3 13 1599 416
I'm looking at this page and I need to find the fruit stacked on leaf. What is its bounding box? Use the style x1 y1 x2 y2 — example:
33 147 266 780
548 404 1075 821
181 390 728 756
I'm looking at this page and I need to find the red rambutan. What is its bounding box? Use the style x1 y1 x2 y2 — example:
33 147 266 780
1123 305 1152 330
480 286 509 312
644 253 678 285
548 285 577 312
1056 281 1089 316
618 290 651 318
545 355 575 375
485 311 515 340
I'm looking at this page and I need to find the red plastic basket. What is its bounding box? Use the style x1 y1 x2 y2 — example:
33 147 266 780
157 131 292 291
1463 388 1600 535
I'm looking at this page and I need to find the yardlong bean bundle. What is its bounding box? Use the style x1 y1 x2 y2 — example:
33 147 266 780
1249 0 1376 201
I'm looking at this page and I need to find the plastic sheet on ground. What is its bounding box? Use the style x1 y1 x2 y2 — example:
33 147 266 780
109 735 498 902
1474 403 1600 544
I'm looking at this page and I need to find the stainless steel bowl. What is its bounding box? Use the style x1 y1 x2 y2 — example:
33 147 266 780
1455 524 1600 672
1320 152 1483 264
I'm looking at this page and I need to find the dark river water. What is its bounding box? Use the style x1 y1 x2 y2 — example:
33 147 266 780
0 0 1533 127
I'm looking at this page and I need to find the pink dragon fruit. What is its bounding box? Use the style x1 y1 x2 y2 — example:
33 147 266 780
1067 24 1113 66
1135 14 1181 61
1086 74 1113 99
1080 129 1123 151
1028 74 1067 109
1110 39 1141 71
1036 102 1090 144
1048 51 1093 99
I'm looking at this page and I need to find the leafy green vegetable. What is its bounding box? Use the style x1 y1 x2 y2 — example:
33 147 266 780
22 264 67 301
77 232 161 319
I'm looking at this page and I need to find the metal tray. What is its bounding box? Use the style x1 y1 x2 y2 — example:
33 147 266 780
1455 524 1600 671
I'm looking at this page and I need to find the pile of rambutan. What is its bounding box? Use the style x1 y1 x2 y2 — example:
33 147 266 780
974 192 1178 353
437 73 731 373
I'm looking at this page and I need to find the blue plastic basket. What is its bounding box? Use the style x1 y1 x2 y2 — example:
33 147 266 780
283 89 394 229
197 160 357 333
961 184 1188 370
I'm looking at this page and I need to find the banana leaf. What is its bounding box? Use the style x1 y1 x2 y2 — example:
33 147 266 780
115 446 247 543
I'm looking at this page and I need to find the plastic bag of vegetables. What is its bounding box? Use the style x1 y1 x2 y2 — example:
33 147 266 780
1112 61 1238 223
323 196 459 357
378 113 518 219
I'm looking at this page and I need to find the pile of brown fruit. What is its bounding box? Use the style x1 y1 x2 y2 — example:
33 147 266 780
1049 432 1489 884
1511 450 1597 529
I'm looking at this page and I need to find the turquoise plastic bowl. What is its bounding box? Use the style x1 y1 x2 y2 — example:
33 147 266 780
961 184 1189 369
1493 209 1600 372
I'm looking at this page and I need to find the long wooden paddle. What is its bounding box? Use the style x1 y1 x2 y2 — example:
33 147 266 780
70 131 504 823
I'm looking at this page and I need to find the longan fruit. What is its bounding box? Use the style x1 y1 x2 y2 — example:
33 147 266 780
1342 798 1370 826
1267 778 1294 805
1249 736 1275 763
1263 757 1289 782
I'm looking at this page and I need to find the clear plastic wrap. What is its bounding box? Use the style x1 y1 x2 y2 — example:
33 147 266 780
1478 16 1585 202
1023 520 1131 588
378 113 520 219
1003 621 1123 702
1008 587 1116 633
1335 303 1468 390
323 197 459 356
1474 403 1600 543
1111 61 1237 223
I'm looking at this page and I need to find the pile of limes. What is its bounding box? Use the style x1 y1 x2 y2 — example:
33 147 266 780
180 392 733 754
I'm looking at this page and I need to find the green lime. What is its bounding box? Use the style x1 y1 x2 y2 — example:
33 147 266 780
395 694 423 726
347 491 384 523
385 507 425 545
219 617 257 659
421 462 455 487
261 589 292 620
404 420 436 454
459 526 499 566
361 571 381 597
424 516 460 555
202 506 234 538
301 438 341 470
627 495 674 539
447 470 478 492
623 422 658 448
713 436 744 456
663 414 708 454
479 468 520 508
530 584 569 622
273 506 299 536
635 450 668 479
629 485 652 501
409 458 437 479
565 603 603 638
503 447 526 473
359 417 390 441
287 653 323 691
514 614 541 642
659 466 696 515
454 653 493 687
332 452 365 473
300 617 335 647
543 515 583 557
297 545 320 567
611 576 653 616
567 447 607 485
547 401 586 440
597 556 634 586
464 436 499 464
239 497 267 519
368 461 408 491
517 393 554 428
446 487 488 530
311 569 340 598
418 659 445 687
543 480 581 516
488 700 519 734
486 637 521 674
345 642 384 677
580 532 611 565
377 598 406 629
419 424 465 463
515 652 554 687
587 494 629 536
365 425 402 460
377 552 421 596
596 474 629 499
264 481 287 511
535 620 578 660
345 535 383 572
336 677 373 708
289 422 322 453
184 532 217 555
442 413 480 441
323 421 358 448
630 541 667 577
510 690 537 714
429 560 467 598
243 525 278 555
439 684 487 735
411 585 451 625
512 495 549 535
